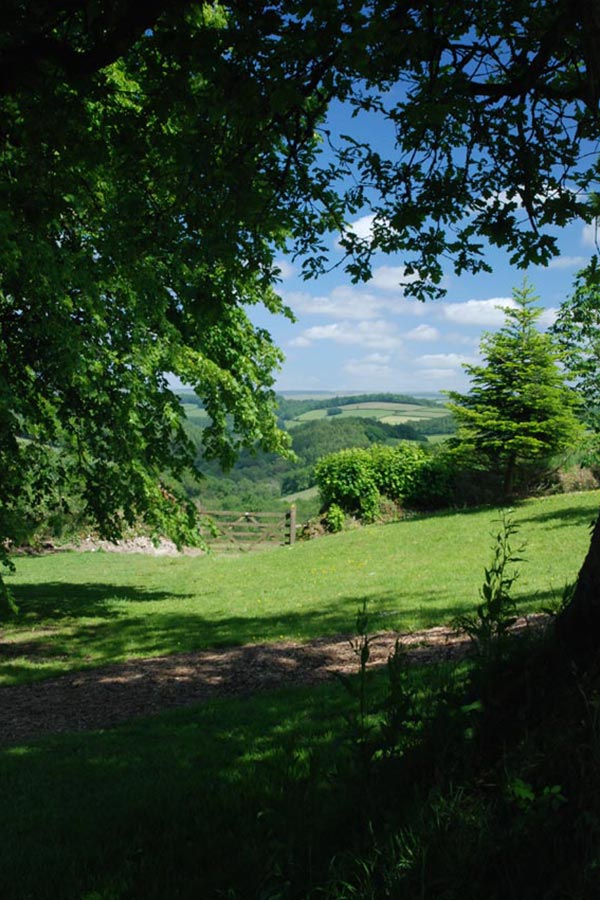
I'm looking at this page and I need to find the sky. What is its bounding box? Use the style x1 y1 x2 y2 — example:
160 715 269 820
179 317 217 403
250 100 599 397
259 220 593 395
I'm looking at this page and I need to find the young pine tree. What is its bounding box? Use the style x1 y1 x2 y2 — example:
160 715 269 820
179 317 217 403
446 281 583 498
550 256 600 433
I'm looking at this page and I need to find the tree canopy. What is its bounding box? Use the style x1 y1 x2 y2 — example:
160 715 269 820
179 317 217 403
0 0 344 581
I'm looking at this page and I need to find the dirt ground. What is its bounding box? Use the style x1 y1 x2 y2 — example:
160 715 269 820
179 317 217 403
0 615 547 747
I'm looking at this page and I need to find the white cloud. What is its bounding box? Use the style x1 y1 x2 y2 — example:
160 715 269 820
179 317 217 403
370 265 418 291
288 335 311 348
284 287 383 320
443 297 557 330
363 352 391 364
547 255 588 270
416 352 478 369
417 367 460 382
273 258 295 280
345 213 376 240
289 319 402 350
582 221 599 248
344 353 395 381
442 298 514 327
539 307 558 328
405 324 440 342
283 282 423 321
476 188 524 211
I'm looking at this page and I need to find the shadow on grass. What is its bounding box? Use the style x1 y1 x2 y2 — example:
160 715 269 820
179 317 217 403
0 681 359 900
0 578 559 899
406 493 599 525
1 578 557 689
10 582 194 620
0 586 455 684
404 500 529 521
515 503 599 529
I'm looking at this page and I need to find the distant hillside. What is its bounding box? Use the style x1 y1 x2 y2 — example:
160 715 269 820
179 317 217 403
276 392 442 421
173 391 456 513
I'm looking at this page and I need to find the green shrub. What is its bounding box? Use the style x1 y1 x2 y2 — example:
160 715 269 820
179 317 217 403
325 503 346 533
369 443 427 500
314 447 381 521
314 443 428 521
406 448 461 508
406 444 512 509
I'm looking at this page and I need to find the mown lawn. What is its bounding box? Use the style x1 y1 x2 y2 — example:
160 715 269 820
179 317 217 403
1 490 597 686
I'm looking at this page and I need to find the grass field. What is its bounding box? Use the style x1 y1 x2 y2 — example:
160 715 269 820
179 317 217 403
180 402 209 424
2 491 599 899
280 485 320 502
0 661 456 900
292 402 448 426
426 432 455 444
3 490 598 687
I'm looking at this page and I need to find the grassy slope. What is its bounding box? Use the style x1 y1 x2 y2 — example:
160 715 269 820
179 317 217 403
3 490 598 686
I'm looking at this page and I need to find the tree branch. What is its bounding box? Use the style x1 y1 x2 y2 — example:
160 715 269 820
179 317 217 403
0 0 191 94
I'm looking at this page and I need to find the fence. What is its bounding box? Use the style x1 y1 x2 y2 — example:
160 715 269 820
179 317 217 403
199 505 297 552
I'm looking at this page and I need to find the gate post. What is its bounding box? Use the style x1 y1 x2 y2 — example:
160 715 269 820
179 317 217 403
286 504 297 545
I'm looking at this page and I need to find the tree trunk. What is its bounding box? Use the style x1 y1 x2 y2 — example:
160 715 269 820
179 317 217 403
556 511 600 662
503 453 517 499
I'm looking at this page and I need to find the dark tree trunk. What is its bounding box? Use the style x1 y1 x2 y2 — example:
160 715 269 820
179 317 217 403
556 511 600 662
503 452 517 499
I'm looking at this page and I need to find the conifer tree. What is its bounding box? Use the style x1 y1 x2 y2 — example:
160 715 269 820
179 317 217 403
446 282 583 498
551 257 600 433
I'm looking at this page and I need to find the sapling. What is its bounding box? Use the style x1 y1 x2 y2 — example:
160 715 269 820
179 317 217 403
454 510 526 658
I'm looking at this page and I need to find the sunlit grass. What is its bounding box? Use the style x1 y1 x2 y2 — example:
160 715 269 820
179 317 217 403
1 490 597 685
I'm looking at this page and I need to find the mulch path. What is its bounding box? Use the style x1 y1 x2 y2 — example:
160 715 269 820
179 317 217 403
0 614 548 747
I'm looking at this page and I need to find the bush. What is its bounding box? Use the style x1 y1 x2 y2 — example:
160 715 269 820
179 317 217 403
315 441 560 520
405 445 535 510
314 443 428 521
368 443 427 500
405 448 462 509
314 448 381 521
325 503 346 533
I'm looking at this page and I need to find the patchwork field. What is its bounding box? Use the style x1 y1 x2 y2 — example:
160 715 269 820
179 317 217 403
291 401 449 426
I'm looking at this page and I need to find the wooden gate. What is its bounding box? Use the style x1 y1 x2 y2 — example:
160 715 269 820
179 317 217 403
199 506 297 552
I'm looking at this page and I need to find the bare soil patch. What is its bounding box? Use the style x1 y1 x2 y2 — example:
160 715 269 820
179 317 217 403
0 615 547 747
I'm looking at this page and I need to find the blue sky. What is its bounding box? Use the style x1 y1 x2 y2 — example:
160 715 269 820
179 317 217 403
251 100 599 396
260 220 594 395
